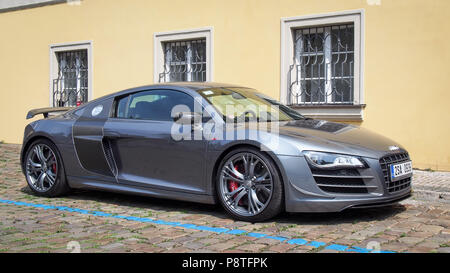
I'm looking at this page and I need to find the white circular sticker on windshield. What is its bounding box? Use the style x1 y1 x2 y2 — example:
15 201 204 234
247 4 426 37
91 105 103 116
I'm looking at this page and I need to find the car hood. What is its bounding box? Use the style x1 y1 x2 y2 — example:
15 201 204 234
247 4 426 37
276 119 404 158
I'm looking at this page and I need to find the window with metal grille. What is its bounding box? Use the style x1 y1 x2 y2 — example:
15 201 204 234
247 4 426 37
288 24 354 105
159 39 206 82
52 50 88 107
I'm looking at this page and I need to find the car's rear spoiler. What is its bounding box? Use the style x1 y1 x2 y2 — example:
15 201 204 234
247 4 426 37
26 107 74 119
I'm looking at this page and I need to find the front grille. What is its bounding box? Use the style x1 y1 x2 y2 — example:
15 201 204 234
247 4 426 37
311 168 376 194
379 152 411 193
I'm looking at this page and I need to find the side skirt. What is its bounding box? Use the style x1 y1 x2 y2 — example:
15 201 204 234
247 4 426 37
67 176 216 205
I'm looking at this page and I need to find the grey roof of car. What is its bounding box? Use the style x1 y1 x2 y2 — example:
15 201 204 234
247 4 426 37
88 82 250 104
140 82 247 90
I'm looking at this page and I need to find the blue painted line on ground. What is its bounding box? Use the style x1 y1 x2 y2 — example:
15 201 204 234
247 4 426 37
265 236 287 242
178 223 196 229
225 229 247 235
306 241 326 248
325 244 349 251
112 215 129 219
0 198 396 253
287 238 308 245
153 220 181 226
92 211 113 217
247 232 267 238
346 246 371 253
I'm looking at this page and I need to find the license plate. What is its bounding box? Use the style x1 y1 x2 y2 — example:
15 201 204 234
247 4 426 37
390 161 413 181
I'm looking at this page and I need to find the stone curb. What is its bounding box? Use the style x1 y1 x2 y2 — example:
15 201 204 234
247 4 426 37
413 189 450 202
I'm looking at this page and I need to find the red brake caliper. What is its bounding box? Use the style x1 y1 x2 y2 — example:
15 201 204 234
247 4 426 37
228 165 243 205
51 156 57 173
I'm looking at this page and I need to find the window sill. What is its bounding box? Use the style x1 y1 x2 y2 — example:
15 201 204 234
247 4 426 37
290 104 366 121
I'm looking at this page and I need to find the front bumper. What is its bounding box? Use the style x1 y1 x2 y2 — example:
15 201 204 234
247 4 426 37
286 188 411 213
278 153 412 213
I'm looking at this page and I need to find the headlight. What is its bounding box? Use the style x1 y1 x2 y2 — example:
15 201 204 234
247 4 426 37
303 151 366 169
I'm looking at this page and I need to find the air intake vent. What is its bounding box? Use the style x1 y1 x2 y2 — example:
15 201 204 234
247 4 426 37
311 169 376 194
102 139 118 177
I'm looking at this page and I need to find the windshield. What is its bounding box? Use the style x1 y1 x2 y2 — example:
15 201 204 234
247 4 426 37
197 87 306 122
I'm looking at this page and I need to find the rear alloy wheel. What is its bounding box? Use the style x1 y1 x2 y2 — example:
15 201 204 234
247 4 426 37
217 148 283 222
25 139 69 197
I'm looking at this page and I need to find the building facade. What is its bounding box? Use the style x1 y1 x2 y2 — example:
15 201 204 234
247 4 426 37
0 0 449 170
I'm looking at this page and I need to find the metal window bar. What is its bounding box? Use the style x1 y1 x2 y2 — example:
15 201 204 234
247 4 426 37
159 39 207 82
52 50 88 107
288 24 354 105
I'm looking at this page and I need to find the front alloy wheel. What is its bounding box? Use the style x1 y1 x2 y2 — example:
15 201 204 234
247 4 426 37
217 148 283 221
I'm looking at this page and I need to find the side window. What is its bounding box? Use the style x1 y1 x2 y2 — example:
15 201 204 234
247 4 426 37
115 96 129 118
116 90 195 121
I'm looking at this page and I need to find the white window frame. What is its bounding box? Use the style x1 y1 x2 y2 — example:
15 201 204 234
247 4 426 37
0 0 63 13
153 27 213 83
280 10 365 120
49 41 93 107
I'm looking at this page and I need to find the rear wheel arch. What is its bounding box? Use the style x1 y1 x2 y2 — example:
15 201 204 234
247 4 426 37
22 137 70 196
21 135 57 171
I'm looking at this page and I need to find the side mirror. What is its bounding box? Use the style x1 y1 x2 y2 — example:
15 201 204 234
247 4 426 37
173 112 202 124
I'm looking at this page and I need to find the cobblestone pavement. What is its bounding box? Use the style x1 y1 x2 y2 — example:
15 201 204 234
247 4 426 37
412 170 450 201
0 144 449 253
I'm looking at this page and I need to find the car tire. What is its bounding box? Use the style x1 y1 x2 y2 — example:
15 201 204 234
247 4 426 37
24 139 70 197
216 147 283 222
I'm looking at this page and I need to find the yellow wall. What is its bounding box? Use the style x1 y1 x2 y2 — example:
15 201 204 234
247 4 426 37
0 0 449 170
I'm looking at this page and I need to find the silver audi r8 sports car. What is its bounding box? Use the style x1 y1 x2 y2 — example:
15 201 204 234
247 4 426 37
21 82 412 221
